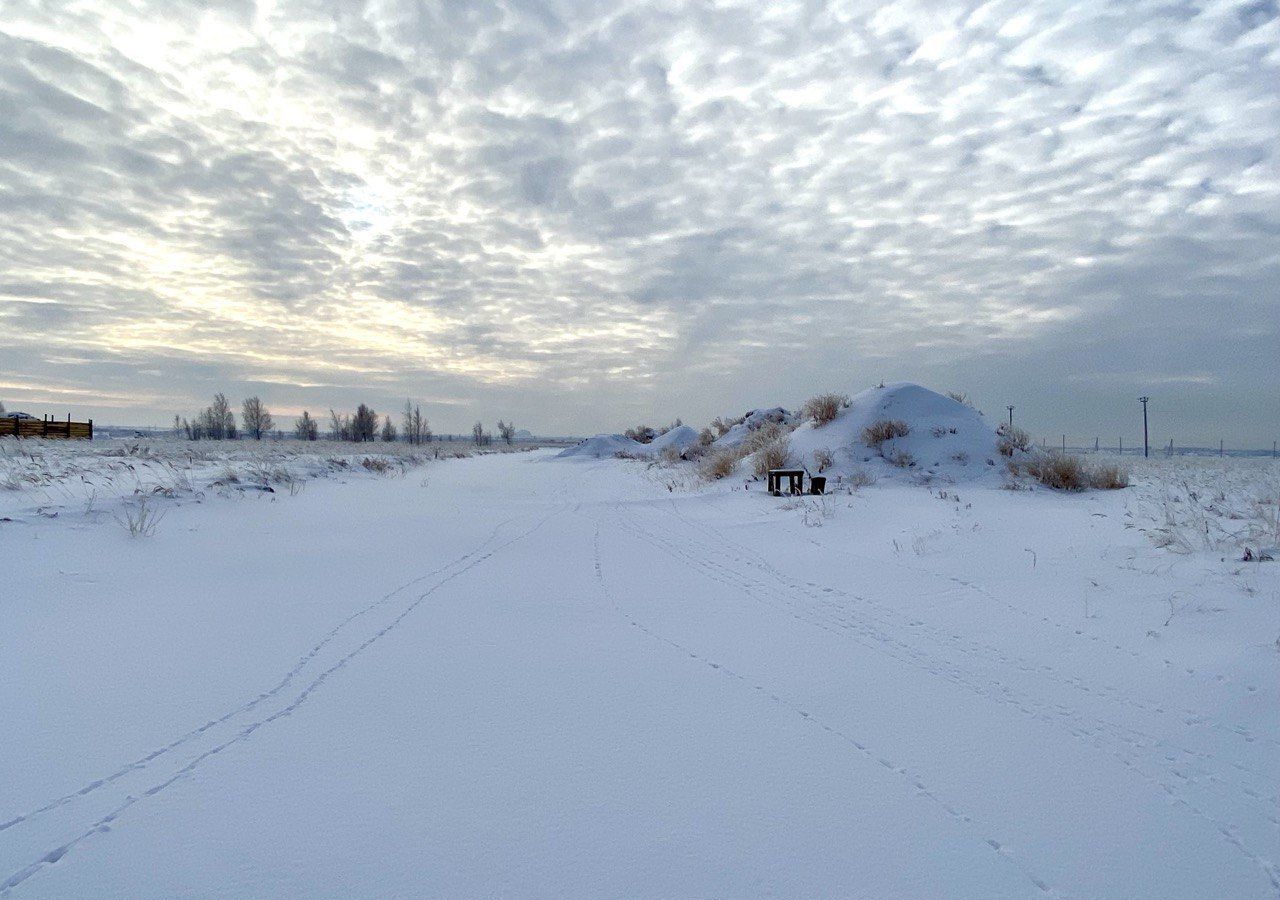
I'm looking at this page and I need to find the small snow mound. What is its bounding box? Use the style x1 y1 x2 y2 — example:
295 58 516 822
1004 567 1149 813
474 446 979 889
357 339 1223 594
648 425 700 456
556 425 701 460
714 407 794 450
555 434 646 459
789 382 999 482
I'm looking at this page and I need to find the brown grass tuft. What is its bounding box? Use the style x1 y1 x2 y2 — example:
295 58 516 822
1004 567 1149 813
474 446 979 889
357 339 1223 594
862 419 910 447
700 447 743 480
751 435 793 477
996 423 1031 456
801 393 851 426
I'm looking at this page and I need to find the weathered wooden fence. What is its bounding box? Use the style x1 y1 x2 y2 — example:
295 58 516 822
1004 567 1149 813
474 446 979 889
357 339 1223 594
3 415 93 440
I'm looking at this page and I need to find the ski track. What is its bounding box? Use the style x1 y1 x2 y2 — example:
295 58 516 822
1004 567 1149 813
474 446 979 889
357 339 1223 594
0 507 566 895
608 501 1280 895
588 519 1058 898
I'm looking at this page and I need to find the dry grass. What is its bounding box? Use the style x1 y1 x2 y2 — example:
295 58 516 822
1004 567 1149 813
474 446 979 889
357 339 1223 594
741 421 787 455
996 423 1031 456
811 448 834 472
887 449 915 469
116 499 165 537
1016 453 1129 491
801 393 850 426
846 469 876 489
862 419 910 447
751 435 793 477
699 447 744 480
1089 463 1129 490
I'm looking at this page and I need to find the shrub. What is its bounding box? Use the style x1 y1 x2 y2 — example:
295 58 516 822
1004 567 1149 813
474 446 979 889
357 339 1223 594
887 449 915 468
697 427 715 447
624 424 656 444
811 448 834 472
1089 463 1129 490
1025 452 1087 491
862 419 910 447
751 435 793 477
660 446 684 465
996 423 1031 456
361 456 394 474
946 391 973 407
847 469 875 489
801 393 850 426
741 420 786 455
700 447 742 480
710 415 742 437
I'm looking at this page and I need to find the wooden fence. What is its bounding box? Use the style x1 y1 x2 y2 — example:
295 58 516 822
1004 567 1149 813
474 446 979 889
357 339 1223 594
3 415 93 440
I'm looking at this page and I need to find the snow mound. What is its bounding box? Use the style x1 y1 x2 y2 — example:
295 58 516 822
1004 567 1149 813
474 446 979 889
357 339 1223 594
556 425 701 460
714 407 794 450
648 425 700 456
555 434 646 459
788 383 1000 482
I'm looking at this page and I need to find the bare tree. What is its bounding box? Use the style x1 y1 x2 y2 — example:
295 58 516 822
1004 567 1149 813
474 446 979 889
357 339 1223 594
402 399 430 445
497 420 515 445
381 415 397 442
472 421 489 446
352 403 379 442
328 408 350 441
241 396 273 440
192 393 236 439
295 410 318 441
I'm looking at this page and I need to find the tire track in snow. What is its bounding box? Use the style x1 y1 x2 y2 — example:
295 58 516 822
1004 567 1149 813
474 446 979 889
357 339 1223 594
1 507 565 896
610 505 1280 895
0 515 521 838
588 519 1057 898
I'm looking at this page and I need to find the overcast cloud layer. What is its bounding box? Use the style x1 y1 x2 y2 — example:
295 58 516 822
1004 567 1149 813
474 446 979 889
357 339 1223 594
2 0 1277 442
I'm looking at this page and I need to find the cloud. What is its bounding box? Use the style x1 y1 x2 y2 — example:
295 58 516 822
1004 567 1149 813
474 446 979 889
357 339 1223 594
0 0 1276 440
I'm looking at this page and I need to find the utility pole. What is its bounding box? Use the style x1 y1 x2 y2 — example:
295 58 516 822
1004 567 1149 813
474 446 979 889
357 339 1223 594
1138 396 1149 458
1119 436 1122 455
1007 406 1014 430
1220 439 1224 457
1062 434 1066 453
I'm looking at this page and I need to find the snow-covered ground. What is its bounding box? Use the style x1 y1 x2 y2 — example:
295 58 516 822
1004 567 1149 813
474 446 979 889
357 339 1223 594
2 443 1278 898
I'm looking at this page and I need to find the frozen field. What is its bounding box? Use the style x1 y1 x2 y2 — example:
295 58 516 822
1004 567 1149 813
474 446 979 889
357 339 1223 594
1 441 1278 898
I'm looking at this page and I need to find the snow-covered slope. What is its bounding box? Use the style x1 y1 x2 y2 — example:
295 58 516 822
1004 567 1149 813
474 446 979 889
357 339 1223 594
789 382 1000 481
647 424 699 456
555 433 647 459
557 425 701 460
713 407 793 450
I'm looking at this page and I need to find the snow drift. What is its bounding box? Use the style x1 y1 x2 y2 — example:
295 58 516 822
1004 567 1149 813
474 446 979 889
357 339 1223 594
788 382 1000 481
556 424 701 460
556 433 647 459
713 407 794 450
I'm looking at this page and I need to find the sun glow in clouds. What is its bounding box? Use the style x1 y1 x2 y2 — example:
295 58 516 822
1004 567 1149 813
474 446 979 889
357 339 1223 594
0 0 1276 436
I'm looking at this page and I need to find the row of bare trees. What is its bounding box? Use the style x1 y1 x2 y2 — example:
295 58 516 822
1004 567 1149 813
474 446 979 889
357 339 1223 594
177 394 515 445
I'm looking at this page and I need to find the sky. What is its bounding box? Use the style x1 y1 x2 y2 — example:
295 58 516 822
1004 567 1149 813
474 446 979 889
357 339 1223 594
1 0 1278 444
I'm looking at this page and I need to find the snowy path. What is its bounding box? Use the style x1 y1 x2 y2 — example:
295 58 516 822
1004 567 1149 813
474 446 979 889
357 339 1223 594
2 451 1276 898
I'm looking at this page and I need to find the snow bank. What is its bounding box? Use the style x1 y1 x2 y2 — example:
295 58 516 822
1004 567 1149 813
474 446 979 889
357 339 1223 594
647 424 700 456
788 383 1000 482
557 425 701 460
555 434 646 459
713 407 794 450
